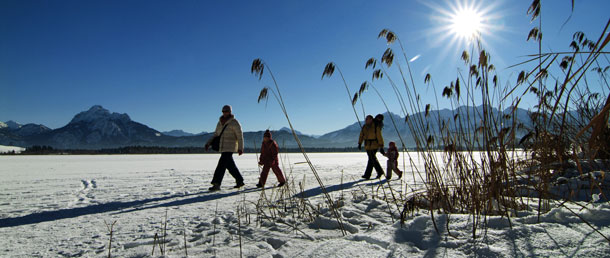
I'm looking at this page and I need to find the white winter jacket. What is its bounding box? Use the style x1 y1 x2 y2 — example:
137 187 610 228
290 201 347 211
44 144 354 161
207 116 244 153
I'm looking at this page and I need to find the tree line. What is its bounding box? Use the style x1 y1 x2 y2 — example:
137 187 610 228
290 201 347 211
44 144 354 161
3 145 362 155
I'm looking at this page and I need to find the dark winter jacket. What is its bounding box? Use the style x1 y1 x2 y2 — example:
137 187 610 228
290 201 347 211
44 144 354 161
358 124 384 150
259 140 279 165
387 145 399 161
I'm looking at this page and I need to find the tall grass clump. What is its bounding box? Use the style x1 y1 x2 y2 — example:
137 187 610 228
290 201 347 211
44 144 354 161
251 58 347 235
368 28 526 237
348 0 610 239
507 1 610 220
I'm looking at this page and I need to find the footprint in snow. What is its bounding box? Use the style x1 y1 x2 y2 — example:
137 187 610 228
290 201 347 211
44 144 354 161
80 179 89 190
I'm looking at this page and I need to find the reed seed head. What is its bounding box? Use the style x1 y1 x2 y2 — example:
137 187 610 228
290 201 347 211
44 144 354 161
251 58 265 80
382 48 394 67
479 50 488 68
377 29 397 44
365 58 377 69
359 81 369 95
573 31 585 44
517 71 526 85
372 69 383 81
560 56 572 70
455 78 461 98
322 62 336 79
569 41 580 51
258 87 269 103
527 0 540 21
461 51 470 64
442 86 453 98
352 92 359 106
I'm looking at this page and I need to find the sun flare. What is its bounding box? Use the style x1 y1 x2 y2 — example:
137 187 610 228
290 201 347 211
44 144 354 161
450 7 483 39
425 0 505 59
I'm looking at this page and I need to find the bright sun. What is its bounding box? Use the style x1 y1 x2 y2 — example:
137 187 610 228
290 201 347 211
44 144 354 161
450 7 483 39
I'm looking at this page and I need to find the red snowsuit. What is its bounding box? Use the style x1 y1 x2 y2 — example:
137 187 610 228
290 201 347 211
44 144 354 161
386 145 403 179
258 139 286 186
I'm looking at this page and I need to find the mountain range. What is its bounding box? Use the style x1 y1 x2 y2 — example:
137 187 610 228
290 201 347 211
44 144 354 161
0 105 533 150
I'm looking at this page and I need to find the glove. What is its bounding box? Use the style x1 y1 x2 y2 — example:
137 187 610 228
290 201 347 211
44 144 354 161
379 147 385 155
238 149 243 156
358 144 362 150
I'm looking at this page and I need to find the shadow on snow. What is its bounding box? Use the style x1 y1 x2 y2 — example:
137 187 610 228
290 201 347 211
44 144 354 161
0 179 388 228
0 188 255 228
295 178 385 198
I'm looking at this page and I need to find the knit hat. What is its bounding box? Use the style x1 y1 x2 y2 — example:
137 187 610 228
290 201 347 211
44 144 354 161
222 105 232 112
263 129 272 138
389 141 396 147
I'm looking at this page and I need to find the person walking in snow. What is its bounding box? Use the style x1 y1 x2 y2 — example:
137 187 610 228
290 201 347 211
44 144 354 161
205 105 245 191
358 115 385 179
257 130 286 188
385 141 403 180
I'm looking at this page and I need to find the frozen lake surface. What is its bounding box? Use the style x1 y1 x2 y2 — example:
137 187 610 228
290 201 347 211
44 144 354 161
1 153 609 257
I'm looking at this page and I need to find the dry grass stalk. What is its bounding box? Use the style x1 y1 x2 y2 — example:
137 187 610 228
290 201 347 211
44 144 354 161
103 220 117 258
252 58 347 235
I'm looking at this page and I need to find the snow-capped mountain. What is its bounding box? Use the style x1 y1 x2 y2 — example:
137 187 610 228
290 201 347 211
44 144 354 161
279 127 304 135
5 120 22 130
69 105 131 124
26 105 171 149
318 106 533 148
0 120 51 146
162 130 207 137
12 123 51 137
1 105 534 150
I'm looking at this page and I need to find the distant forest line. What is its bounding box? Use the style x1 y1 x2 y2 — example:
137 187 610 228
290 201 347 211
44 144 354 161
2 145 505 155
3 145 364 155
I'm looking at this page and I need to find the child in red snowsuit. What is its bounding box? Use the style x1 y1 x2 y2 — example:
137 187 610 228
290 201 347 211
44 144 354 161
385 141 403 179
257 130 286 187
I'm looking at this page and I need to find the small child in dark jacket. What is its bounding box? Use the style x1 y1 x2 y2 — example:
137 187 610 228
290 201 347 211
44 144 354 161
385 141 403 179
257 130 286 188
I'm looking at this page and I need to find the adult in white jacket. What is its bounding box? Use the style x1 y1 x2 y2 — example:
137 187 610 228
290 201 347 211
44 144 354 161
205 105 245 191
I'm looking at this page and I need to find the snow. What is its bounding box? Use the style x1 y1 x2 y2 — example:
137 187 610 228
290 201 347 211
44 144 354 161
0 145 25 154
70 105 131 124
4 120 21 129
1 153 609 257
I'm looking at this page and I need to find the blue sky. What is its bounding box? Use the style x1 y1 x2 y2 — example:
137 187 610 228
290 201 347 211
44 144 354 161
1 0 609 135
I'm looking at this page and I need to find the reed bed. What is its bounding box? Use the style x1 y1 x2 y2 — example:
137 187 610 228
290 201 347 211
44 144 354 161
246 0 610 243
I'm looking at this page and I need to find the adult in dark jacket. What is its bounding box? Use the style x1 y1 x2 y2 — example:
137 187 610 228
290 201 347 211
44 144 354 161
205 105 245 191
358 115 385 179
257 130 286 188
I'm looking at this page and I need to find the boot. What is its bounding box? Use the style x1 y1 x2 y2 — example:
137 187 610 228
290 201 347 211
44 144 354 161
234 182 245 188
208 184 220 192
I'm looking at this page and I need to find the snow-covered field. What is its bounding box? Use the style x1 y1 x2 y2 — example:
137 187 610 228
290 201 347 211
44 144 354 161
1 153 609 257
